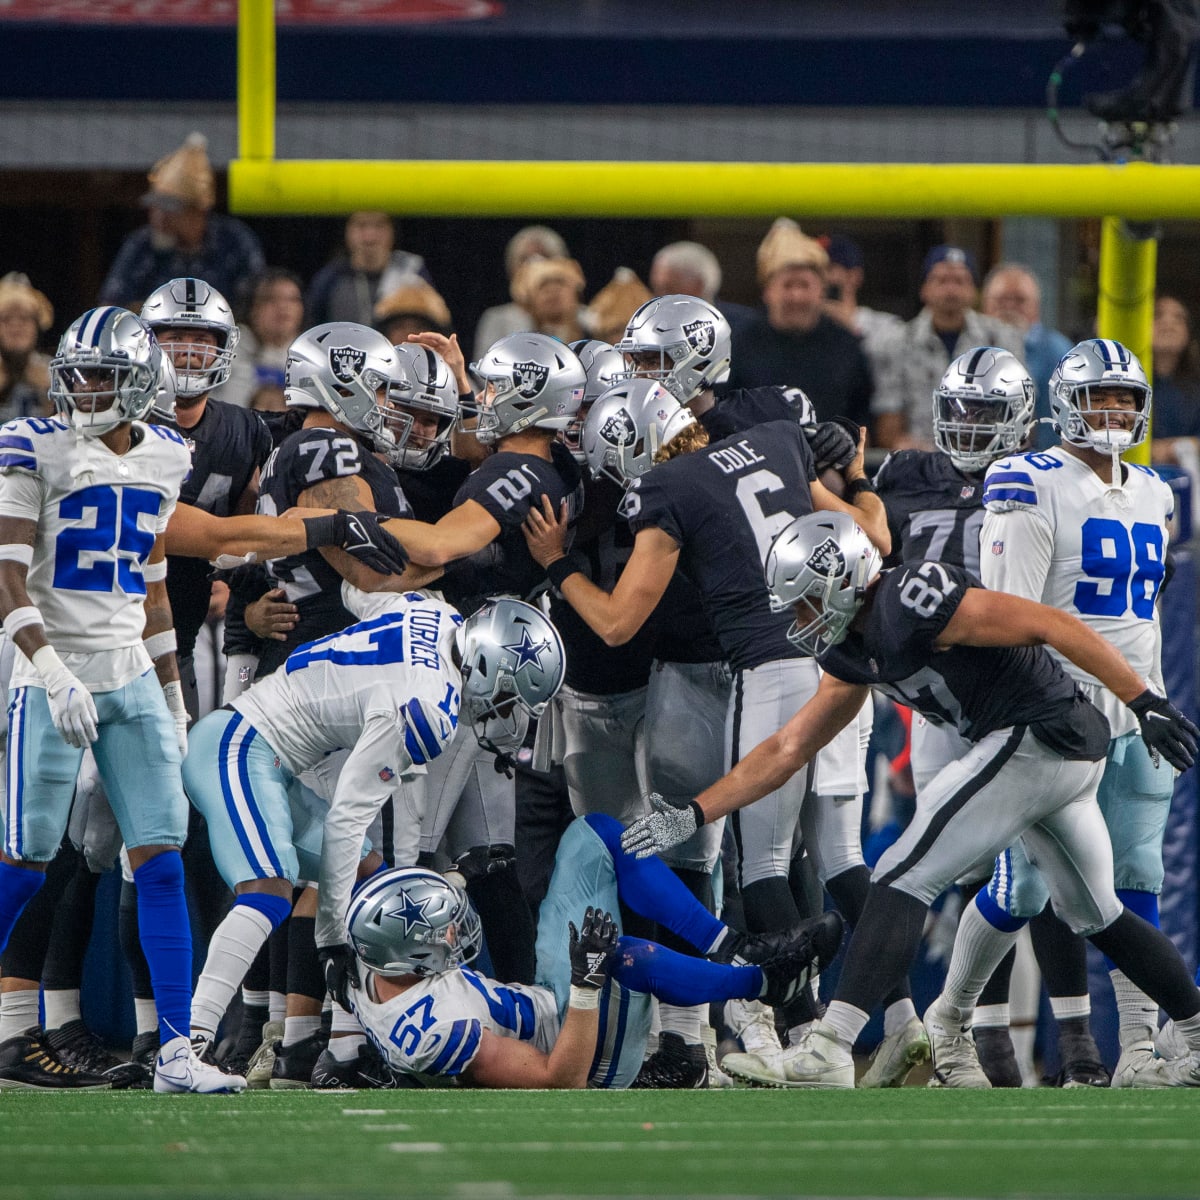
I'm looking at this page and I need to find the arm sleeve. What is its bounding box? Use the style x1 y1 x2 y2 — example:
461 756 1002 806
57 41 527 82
979 507 1054 600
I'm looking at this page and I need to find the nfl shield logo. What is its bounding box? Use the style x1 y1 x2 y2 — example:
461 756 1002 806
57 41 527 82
512 360 549 399
805 536 845 576
329 346 367 384
600 407 636 447
960 485 975 499
682 319 715 355
379 766 396 782
991 540 1004 556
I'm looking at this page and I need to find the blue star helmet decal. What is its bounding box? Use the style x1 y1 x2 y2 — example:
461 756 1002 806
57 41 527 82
502 625 552 673
384 888 434 936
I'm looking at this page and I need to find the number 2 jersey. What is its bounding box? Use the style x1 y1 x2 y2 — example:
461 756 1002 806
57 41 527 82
981 448 1172 737
351 965 558 1085
0 416 191 691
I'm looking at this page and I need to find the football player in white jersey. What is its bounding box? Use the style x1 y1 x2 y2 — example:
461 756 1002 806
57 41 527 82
182 595 563 1085
926 339 1180 1087
0 307 242 1093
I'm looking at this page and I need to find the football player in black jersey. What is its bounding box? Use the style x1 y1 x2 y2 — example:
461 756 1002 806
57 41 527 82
622 510 1200 1089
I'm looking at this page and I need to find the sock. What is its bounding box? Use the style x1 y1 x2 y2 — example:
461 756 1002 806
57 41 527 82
286 917 326 1004
119 880 155 1005
658 1003 703 1044
1049 995 1091 1021
132 851 193 1043
835 885 927 1018
1104 890 1159 971
978 945 1017 1010
41 855 100 993
0 862 46 953
825 864 870 926
610 937 762 1006
740 876 801 933
1090 909 1200 1022
584 814 725 951
191 897 287 1038
269 991 286 1022
283 1014 322 1047
822 1000 870 1049
0 988 40 1042
327 1034 365 1061
883 997 917 1037
134 998 159 1037
467 867 536 984
1110 969 1160 1048
940 896 1023 1013
975 1003 1011 1030
242 988 269 1010
42 988 81 1032
1031 907 1089 998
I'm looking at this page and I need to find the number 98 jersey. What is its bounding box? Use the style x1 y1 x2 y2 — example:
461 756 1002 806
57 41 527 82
981 448 1172 729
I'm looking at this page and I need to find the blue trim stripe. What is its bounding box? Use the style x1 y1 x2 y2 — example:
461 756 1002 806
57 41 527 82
976 883 1026 934
78 306 119 348
588 983 610 1081
237 729 286 878
0 454 36 471
403 725 426 766
0 435 34 453
447 1022 481 1074
985 471 1034 487
5 689 25 858
217 713 280 878
429 1019 469 1074
983 486 1038 505
404 698 442 763
599 985 629 1089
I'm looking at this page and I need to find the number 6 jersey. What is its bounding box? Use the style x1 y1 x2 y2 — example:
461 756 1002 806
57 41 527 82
981 449 1171 736
0 416 191 691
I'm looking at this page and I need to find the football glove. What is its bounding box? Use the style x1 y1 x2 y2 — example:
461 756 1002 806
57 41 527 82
449 843 515 884
304 511 410 576
319 943 359 1011
33 647 98 749
806 419 859 472
619 792 702 859
568 907 617 990
1129 689 1199 772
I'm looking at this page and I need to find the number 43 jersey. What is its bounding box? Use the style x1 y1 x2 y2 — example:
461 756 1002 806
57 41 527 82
0 417 191 691
982 449 1171 736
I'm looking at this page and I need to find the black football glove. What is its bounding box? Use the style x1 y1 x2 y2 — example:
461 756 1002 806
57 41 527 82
805 419 859 472
449 843 516 884
568 906 618 990
1130 689 1199 772
305 510 410 575
319 943 359 1011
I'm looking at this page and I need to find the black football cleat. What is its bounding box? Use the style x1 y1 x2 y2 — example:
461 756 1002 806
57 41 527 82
0 1027 112 1090
268 1029 329 1090
311 1041 398 1090
46 1019 150 1089
745 912 845 1008
974 1026 1024 1089
629 1032 709 1089
131 1030 161 1073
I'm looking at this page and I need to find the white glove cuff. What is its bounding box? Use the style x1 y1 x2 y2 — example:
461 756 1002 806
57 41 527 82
31 643 69 688
568 985 601 1011
162 680 188 721
4 605 43 640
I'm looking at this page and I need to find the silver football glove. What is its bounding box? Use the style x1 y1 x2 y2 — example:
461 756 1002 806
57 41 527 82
620 792 700 859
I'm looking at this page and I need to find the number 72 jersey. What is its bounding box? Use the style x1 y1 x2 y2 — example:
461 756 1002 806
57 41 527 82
982 448 1172 698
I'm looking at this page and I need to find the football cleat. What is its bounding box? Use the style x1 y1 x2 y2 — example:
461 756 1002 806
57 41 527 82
1111 1040 1156 1088
131 1030 161 1072
1051 1029 1110 1088
154 1035 246 1094
311 1041 398 1090
1155 1019 1187 1061
46 1019 150 1090
773 1020 855 1089
722 998 785 1082
700 1024 734 1089
268 1029 329 1090
858 1016 930 1088
1131 1048 1200 1088
244 1019 285 1089
973 1025 1023 1089
737 913 844 1008
923 997 992 1089
0 1028 112 1090
629 1032 708 1089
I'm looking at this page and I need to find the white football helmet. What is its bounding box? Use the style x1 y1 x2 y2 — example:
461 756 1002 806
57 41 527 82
49 307 164 437
562 338 626 462
1049 338 1152 453
765 511 881 657
285 322 405 460
614 294 731 405
388 343 459 471
932 347 1036 472
582 379 696 488
347 867 482 978
140 277 240 398
466 333 585 446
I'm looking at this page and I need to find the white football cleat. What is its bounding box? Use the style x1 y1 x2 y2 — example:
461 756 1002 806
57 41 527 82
154 1035 246 1094
859 1015 931 1088
1110 1040 1155 1088
245 1019 285 1089
773 1020 855 1089
923 997 991 1089
721 998 784 1084
1155 1019 1187 1061
1131 1049 1200 1089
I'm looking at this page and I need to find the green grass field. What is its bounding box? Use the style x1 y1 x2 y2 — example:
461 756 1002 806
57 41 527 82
3 1087 1199 1200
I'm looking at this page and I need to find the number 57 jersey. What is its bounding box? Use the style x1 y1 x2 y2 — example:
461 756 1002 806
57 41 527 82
0 417 191 689
982 448 1172 734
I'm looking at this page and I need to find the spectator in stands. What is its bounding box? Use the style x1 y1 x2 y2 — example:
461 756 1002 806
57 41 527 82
649 240 756 331
374 279 454 344
982 262 1072 449
219 268 305 411
583 267 652 345
1150 294 1200 465
0 272 53 421
98 133 265 311
473 225 575 357
817 234 902 346
725 218 874 426
510 256 587 345
870 245 1024 450
305 211 432 328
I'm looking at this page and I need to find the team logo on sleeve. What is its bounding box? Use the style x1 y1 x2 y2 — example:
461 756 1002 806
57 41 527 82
511 361 549 399
599 407 636 447
385 889 434 935
805 537 845 577
683 320 715 355
330 346 367 383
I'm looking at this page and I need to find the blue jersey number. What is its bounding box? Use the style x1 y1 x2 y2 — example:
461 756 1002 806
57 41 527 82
389 994 436 1057
1075 518 1165 619
53 485 160 595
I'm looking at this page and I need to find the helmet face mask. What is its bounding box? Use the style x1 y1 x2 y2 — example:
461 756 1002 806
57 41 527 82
932 347 1035 473
582 379 696 488
1050 339 1151 454
347 867 482 977
765 512 881 657
140 277 240 401
614 295 731 405
388 343 459 471
49 307 163 436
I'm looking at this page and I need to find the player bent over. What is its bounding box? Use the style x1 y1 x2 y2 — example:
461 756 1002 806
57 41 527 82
623 510 1200 1088
344 814 843 1088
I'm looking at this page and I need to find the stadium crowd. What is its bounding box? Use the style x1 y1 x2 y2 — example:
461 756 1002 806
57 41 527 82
0 132 1198 1094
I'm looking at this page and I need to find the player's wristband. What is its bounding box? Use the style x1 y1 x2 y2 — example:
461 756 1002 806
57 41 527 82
302 513 341 550
546 556 581 591
0 544 33 567
162 679 188 721
142 559 168 583
843 476 877 501
568 985 601 1010
688 799 707 829
3 605 43 640
143 629 177 660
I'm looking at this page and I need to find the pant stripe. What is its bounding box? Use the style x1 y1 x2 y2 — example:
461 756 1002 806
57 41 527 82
218 713 283 878
599 984 629 1089
5 689 25 858
878 726 1025 888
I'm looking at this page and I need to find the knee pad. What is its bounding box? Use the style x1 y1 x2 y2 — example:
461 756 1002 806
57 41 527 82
988 846 1050 921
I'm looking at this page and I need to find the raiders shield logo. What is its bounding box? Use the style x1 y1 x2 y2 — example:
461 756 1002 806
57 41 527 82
682 319 715 356
600 407 636 447
805 536 845 577
329 346 367 384
512 361 549 399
